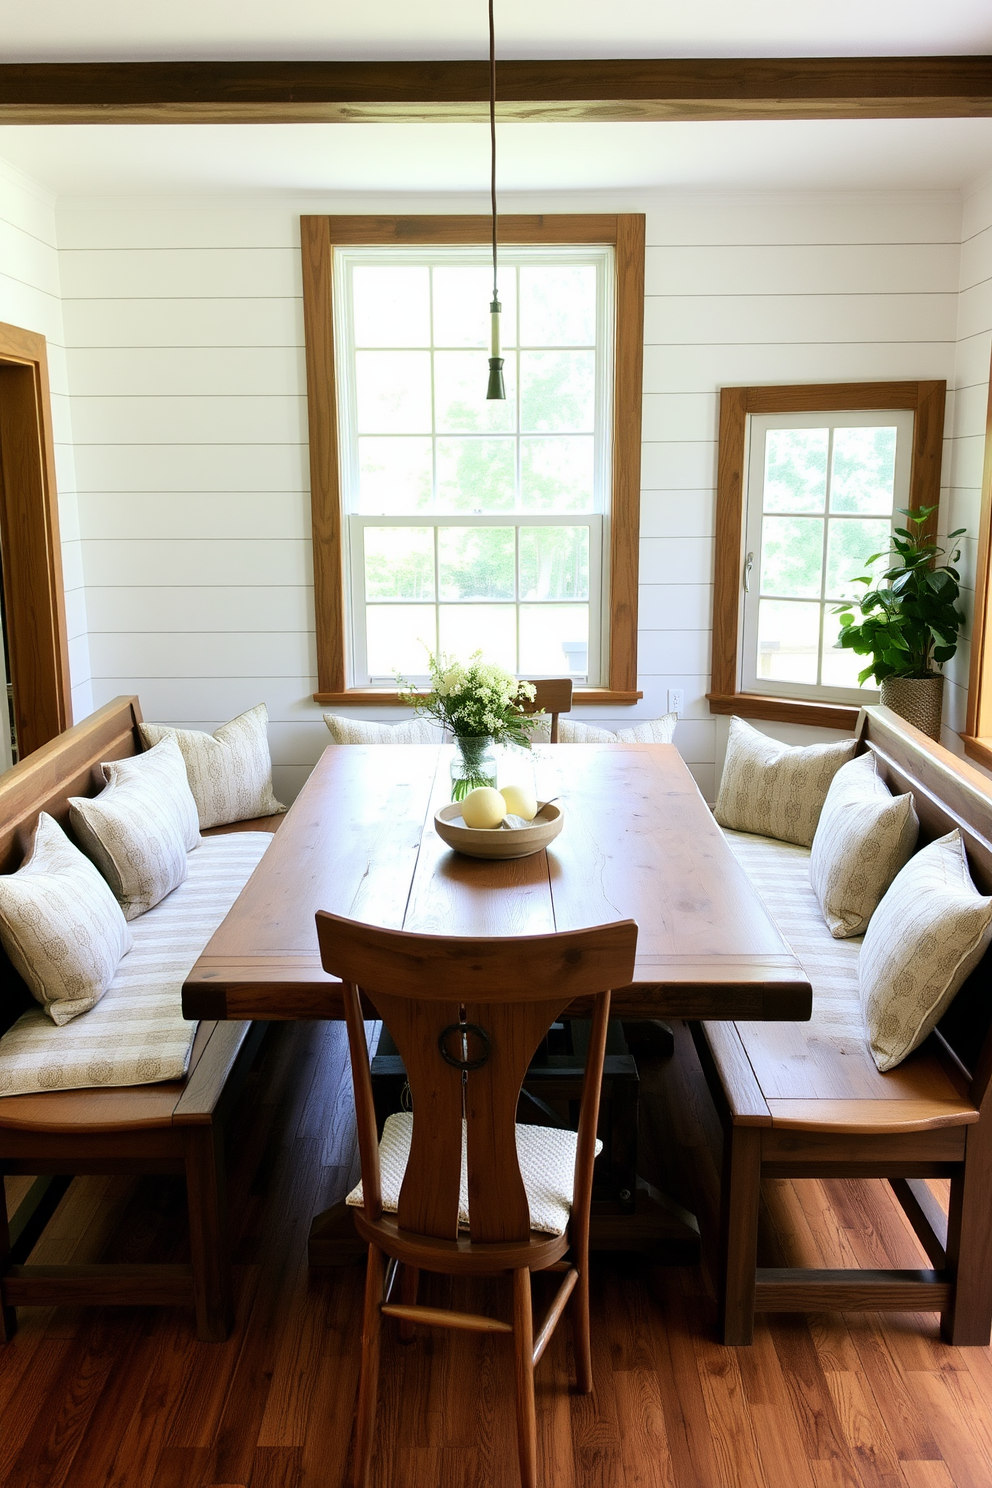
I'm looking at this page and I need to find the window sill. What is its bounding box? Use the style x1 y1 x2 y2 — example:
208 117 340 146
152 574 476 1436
313 688 644 708
707 691 860 731
961 735 992 772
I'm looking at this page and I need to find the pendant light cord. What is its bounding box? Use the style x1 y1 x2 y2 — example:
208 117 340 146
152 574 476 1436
489 0 497 300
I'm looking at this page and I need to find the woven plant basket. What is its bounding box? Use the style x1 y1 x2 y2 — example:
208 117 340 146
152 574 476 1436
879 676 944 741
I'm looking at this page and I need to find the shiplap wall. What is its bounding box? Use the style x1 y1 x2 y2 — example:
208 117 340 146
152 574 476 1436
0 161 90 722
942 171 992 760
53 188 962 804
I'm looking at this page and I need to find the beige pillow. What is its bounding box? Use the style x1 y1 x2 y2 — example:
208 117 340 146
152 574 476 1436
323 714 442 744
714 716 857 848
810 751 919 938
141 704 285 829
558 715 677 744
860 831 992 1072
69 736 201 920
0 813 133 1026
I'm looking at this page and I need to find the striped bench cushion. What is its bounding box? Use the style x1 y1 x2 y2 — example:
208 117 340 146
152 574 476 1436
0 832 270 1098
721 828 862 1039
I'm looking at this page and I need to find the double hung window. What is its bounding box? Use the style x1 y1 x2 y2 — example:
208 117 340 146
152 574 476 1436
334 247 612 687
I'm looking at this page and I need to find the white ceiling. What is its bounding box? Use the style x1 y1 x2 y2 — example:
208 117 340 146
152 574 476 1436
0 0 989 62
0 3 991 198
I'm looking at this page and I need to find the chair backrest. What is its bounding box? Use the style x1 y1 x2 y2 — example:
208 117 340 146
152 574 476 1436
315 913 637 1245
520 679 573 743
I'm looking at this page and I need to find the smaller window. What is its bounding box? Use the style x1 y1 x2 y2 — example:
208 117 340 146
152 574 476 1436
740 410 914 706
709 381 946 731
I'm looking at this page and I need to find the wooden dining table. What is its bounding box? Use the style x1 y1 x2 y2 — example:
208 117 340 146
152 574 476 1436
182 742 812 1262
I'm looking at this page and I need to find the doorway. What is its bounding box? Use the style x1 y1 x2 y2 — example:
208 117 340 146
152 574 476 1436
0 322 72 760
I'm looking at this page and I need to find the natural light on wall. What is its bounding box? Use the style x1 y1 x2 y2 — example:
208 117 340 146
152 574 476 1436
740 410 915 704
333 245 614 687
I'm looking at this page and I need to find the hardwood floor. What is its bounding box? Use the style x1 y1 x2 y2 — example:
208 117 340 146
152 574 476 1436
2 1018 991 1488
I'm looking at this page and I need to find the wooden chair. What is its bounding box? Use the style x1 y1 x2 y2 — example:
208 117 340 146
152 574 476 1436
693 706 992 1347
521 678 572 743
315 912 638 1488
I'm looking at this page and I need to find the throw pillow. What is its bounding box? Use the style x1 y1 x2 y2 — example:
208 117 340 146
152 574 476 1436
140 703 285 830
558 715 678 745
810 751 919 938
69 735 200 920
714 715 857 848
0 812 133 1025
860 830 992 1072
323 714 443 745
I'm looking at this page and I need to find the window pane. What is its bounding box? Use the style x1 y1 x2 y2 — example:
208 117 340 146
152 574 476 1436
364 527 435 601
353 266 430 348
756 600 820 684
436 437 515 511
821 623 874 691
520 527 589 600
825 517 891 599
830 426 897 514
366 604 436 676
521 437 594 511
519 605 589 677
356 350 432 433
432 265 517 348
763 429 828 513
438 527 514 600
438 605 516 670
357 437 432 513
434 349 516 434
760 516 824 598
520 351 595 434
519 265 596 347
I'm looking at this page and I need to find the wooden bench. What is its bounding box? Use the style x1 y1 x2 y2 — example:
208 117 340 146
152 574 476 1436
693 705 992 1346
0 696 282 1343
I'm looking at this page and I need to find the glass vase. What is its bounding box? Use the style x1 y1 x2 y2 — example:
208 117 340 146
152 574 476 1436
450 736 498 802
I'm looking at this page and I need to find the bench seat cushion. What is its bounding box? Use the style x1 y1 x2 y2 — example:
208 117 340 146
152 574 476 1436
712 830 976 1131
0 833 270 1099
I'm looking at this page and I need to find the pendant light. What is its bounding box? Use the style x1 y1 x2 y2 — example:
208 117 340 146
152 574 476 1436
485 0 505 400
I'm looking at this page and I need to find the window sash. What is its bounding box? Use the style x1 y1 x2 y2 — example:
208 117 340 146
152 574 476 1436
739 409 915 706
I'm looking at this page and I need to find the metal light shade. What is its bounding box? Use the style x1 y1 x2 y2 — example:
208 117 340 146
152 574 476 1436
486 357 505 400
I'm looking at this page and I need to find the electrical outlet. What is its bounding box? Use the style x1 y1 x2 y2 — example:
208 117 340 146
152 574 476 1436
667 689 684 717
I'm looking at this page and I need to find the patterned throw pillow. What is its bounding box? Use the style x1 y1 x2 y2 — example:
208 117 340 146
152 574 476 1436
860 830 992 1071
140 704 285 830
714 716 857 848
810 751 919 938
0 813 133 1025
69 736 201 920
557 715 678 744
323 714 443 744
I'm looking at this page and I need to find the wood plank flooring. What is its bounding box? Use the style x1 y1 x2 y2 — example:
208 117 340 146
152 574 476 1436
3 1018 992 1488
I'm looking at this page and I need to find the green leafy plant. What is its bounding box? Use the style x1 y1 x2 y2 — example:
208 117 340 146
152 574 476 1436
399 649 540 747
834 506 966 685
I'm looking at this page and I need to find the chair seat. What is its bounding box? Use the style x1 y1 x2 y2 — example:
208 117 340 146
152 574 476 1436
347 1112 599 1237
714 831 975 1131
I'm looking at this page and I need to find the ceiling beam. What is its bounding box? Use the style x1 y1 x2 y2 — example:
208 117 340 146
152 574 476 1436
0 56 990 124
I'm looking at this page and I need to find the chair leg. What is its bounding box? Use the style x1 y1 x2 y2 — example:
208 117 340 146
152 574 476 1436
512 1268 538 1488
398 1264 419 1343
720 1124 761 1346
0 1180 16 1343
942 1121 992 1346
184 1124 234 1342
352 1243 385 1488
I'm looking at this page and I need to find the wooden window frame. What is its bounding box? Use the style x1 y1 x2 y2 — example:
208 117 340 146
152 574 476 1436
963 351 992 769
0 320 72 756
301 213 644 707
708 379 946 731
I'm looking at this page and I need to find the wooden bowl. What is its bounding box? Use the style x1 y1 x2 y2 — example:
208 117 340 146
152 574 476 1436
434 801 563 860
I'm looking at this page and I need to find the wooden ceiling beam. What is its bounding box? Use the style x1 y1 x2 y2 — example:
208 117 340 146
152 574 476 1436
0 56 990 124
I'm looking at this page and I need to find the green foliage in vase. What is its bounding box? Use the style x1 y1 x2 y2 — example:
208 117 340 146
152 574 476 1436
400 650 542 747
834 506 966 684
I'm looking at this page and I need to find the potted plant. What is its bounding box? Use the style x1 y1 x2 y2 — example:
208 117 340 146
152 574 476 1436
400 650 542 799
835 505 965 740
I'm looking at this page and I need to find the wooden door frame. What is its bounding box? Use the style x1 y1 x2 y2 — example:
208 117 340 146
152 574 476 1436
0 321 72 756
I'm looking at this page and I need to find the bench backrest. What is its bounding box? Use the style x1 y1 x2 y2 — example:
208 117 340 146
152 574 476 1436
0 695 143 1032
859 705 992 1107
